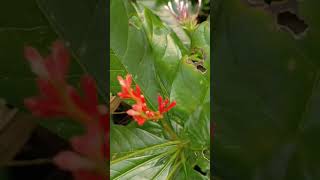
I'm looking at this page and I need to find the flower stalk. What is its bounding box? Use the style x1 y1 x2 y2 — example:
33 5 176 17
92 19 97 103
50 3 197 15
160 118 178 140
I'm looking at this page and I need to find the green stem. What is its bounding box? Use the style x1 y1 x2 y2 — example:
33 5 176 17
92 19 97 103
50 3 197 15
160 118 178 140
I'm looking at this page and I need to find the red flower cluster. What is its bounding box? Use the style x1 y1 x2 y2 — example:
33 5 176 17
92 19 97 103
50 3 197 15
24 40 108 180
117 74 176 125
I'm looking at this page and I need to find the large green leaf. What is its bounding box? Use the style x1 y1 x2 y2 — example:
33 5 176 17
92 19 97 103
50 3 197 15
184 101 210 149
37 0 108 101
0 0 86 138
170 21 210 123
137 0 191 51
0 0 83 108
213 0 320 179
174 162 208 180
136 6 183 95
110 0 162 108
110 49 126 94
111 154 172 180
182 19 211 153
132 3 211 126
110 125 169 157
110 125 180 179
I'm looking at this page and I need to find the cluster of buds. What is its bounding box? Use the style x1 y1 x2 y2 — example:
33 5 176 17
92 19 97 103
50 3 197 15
117 74 176 125
164 0 202 30
24 40 108 180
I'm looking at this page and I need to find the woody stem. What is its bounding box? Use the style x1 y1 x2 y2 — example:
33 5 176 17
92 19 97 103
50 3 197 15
160 118 178 140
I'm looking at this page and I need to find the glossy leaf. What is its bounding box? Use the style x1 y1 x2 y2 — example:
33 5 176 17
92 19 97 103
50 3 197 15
213 0 320 179
37 0 108 101
184 101 210 149
0 0 83 108
133 3 210 126
110 0 162 109
134 3 188 95
173 162 208 180
170 21 210 123
110 125 168 158
0 0 85 139
110 125 179 179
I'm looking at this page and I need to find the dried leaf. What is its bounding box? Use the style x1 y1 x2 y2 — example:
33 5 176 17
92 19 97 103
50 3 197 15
0 99 36 166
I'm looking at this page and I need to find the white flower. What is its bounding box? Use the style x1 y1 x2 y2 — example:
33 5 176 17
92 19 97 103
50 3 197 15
164 0 202 23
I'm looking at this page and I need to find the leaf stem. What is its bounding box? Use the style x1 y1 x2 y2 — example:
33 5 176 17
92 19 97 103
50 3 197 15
160 118 178 140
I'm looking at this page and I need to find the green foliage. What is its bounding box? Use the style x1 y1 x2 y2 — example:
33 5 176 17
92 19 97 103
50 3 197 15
0 0 109 139
0 0 99 138
213 0 320 179
110 0 210 179
0 0 83 108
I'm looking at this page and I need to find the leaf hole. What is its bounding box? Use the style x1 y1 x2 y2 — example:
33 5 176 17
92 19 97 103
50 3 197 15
277 11 308 37
193 165 207 176
191 60 198 64
187 47 207 73
196 65 207 73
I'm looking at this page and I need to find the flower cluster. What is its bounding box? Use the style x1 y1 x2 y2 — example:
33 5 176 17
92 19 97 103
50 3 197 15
24 40 108 180
164 0 202 30
117 74 176 125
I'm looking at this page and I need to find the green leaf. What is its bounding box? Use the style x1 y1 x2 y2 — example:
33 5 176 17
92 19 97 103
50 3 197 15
110 125 180 179
127 120 165 138
110 125 169 158
110 0 162 108
174 162 208 180
138 0 191 49
110 49 127 94
168 21 210 126
191 21 210 61
184 101 210 149
169 19 210 163
134 4 184 94
134 3 211 126
213 0 320 179
37 0 108 101
111 153 177 180
0 0 84 139
0 0 83 108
